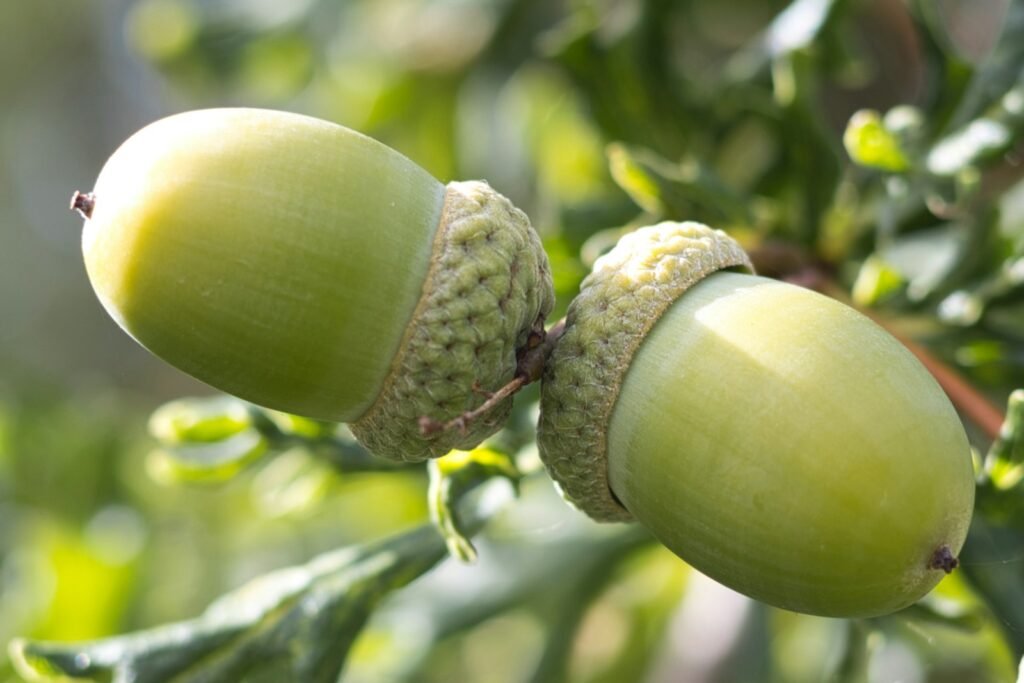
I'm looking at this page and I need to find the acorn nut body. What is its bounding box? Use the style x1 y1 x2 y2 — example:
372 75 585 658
538 222 974 618
79 108 553 461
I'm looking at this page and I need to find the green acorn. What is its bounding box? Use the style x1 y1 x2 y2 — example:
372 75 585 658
76 108 553 462
538 222 974 618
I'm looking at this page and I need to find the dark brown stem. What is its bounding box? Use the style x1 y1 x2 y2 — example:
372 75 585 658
418 319 566 438
70 191 95 219
420 376 529 437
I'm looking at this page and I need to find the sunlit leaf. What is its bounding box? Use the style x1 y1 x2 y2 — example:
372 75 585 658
877 225 965 301
925 1 1024 176
983 389 1024 490
726 0 844 79
428 447 521 563
944 0 1024 130
851 254 905 306
607 144 663 215
844 110 911 172
259 411 336 440
898 598 985 633
607 144 750 225
928 115 1017 176
147 430 268 485
148 396 252 445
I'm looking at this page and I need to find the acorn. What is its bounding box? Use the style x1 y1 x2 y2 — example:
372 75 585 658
537 222 975 618
75 108 553 462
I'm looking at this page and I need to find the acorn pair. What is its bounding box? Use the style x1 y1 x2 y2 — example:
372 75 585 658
78 108 974 618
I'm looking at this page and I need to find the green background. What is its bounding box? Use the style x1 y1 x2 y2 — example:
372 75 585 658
3 0 1024 681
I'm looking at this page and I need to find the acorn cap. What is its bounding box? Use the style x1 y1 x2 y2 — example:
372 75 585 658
537 222 752 521
352 180 554 461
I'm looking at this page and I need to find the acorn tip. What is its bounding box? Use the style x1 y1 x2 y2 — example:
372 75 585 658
70 191 95 219
928 545 959 574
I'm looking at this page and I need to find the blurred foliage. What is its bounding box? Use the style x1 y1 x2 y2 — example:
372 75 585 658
7 0 1024 681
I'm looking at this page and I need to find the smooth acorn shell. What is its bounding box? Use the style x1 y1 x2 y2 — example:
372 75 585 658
83 108 443 421
606 271 975 617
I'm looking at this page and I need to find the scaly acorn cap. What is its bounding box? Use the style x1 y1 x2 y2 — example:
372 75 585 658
351 180 553 460
537 222 752 521
79 108 552 462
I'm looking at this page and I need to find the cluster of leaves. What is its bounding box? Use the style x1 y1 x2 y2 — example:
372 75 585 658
9 395 662 683
8 0 1024 681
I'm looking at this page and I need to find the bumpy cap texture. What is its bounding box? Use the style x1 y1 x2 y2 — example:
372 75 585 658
351 181 554 462
537 222 752 521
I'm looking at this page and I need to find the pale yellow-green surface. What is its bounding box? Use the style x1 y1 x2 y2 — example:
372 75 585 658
607 271 975 617
83 108 444 421
536 222 751 521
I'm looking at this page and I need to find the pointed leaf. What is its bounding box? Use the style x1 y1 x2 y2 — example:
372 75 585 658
428 447 520 563
10 525 449 683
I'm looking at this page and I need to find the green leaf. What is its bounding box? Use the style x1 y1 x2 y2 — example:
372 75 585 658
247 408 402 475
147 429 269 484
148 396 252 445
927 111 1021 177
984 389 1024 490
147 397 403 483
607 144 751 225
146 396 268 483
726 0 845 79
926 1 1024 178
876 224 966 302
428 447 521 563
851 254 906 307
607 144 663 215
9 524 451 683
532 544 683 683
843 110 911 172
258 411 336 440
944 0 1024 131
896 597 985 633
766 0 839 55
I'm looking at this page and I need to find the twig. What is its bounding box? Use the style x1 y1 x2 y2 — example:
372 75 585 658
419 320 567 437
419 377 529 437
